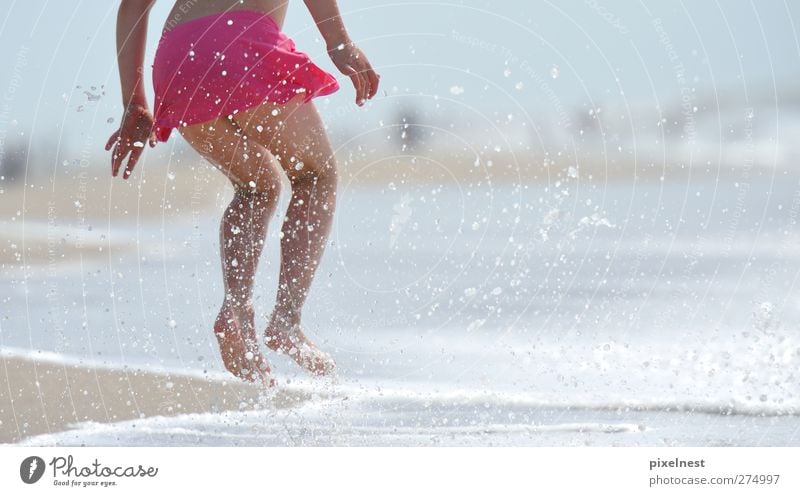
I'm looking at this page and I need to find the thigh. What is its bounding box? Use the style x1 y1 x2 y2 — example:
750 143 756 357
230 95 337 182
178 113 282 192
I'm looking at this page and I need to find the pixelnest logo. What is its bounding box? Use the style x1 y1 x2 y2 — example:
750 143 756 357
20 456 46 484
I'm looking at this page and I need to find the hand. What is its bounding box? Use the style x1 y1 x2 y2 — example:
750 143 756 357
328 42 380 106
104 103 156 180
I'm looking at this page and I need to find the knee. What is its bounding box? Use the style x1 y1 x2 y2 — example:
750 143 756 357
291 160 337 193
235 174 282 210
248 173 282 198
239 156 283 197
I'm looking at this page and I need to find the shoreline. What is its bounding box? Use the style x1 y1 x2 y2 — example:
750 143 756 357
0 353 308 445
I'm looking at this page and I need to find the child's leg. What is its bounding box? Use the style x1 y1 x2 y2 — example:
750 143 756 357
232 97 337 375
179 117 282 385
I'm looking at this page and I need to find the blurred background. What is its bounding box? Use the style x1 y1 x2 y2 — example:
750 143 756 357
2 0 798 180
2 0 800 446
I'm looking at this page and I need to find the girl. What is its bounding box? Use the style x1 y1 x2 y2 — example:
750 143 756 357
105 0 379 387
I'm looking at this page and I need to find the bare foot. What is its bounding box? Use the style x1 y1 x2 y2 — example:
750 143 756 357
264 312 336 376
214 303 275 387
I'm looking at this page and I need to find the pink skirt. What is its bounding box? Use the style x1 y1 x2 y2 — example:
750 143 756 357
151 9 339 142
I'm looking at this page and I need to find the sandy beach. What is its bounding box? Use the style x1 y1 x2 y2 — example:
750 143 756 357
0 353 311 445
2 167 799 447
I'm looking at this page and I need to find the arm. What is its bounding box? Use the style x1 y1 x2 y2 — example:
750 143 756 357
117 0 154 108
303 0 379 106
105 0 157 180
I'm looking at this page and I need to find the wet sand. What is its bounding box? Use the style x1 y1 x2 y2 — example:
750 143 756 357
0 353 308 444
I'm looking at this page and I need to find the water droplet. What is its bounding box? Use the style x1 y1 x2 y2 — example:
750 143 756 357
84 90 102 102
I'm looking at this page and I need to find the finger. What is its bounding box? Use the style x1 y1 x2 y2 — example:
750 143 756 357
342 64 362 104
105 130 120 151
149 130 157 148
122 147 143 180
354 71 367 105
346 64 367 104
359 70 371 103
365 68 380 99
347 73 363 105
348 74 360 104
111 143 127 177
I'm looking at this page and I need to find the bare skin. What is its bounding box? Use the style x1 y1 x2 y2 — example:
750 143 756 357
106 0 379 385
179 96 339 376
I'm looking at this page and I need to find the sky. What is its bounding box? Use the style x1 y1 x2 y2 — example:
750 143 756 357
0 0 798 168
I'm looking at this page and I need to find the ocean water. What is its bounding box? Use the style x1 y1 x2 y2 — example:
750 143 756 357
3 171 800 446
